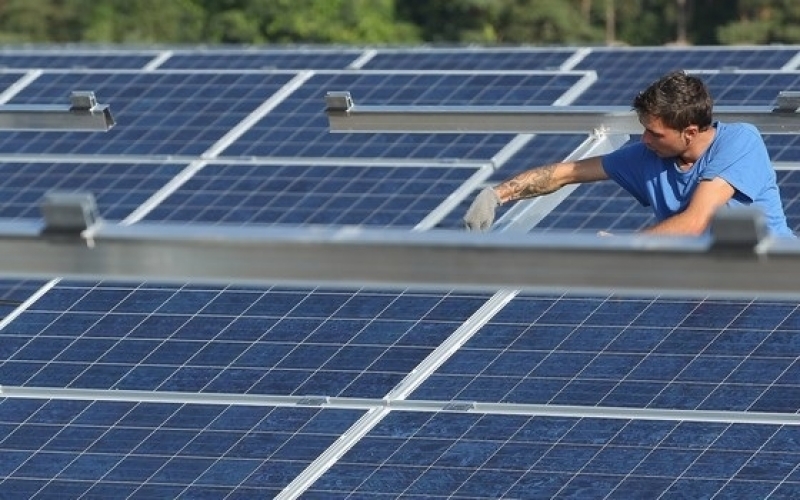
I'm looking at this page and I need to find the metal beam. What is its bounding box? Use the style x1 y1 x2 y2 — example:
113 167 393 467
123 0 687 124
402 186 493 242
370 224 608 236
0 91 115 131
0 214 798 298
324 91 800 135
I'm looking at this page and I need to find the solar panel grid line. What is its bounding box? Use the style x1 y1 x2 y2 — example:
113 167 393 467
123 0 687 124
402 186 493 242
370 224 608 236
552 70 597 106
277 291 517 498
1 398 102 497
603 420 729 499
142 50 173 71
782 50 800 70
112 72 319 221
547 416 664 500
276 408 391 500
348 49 378 70
559 47 592 71
661 423 777 500
384 291 518 400
0 69 41 104
0 279 57 332
414 163 494 230
585 297 731 409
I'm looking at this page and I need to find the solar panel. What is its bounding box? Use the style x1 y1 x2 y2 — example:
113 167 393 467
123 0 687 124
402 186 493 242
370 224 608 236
0 161 184 220
223 71 585 159
307 412 800 499
364 48 578 70
141 161 478 227
0 397 363 498
411 293 800 412
0 52 156 69
573 48 800 105
2 281 493 398
0 70 296 155
161 48 366 69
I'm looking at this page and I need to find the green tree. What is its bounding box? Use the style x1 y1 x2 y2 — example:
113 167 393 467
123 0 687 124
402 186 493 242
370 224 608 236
396 0 602 44
0 0 85 43
717 0 800 44
80 0 205 43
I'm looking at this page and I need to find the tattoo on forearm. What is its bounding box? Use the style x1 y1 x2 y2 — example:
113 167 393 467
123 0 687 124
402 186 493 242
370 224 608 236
502 164 558 201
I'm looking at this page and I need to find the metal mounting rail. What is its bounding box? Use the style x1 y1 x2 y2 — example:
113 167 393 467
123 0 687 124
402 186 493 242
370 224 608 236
5 203 800 298
324 90 800 135
0 91 115 131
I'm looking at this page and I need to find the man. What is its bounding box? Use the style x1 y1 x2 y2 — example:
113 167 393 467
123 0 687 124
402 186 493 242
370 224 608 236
464 70 794 237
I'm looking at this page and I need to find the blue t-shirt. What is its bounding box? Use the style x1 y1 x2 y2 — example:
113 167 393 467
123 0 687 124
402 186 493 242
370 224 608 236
602 122 794 237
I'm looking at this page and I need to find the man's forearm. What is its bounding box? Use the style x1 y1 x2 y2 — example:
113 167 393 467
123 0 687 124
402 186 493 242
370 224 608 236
643 211 709 235
494 164 561 203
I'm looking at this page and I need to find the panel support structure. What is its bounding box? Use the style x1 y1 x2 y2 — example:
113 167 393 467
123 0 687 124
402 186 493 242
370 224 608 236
0 208 798 298
0 91 115 131
324 91 800 135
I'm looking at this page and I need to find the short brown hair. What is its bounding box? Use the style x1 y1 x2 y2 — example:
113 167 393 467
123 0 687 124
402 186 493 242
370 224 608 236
633 71 713 131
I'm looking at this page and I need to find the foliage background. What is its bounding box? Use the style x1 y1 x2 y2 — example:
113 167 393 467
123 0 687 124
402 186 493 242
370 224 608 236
0 0 796 46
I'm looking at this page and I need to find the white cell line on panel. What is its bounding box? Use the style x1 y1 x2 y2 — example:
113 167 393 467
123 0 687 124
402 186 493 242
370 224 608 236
122 70 314 224
552 70 597 106
0 278 59 332
348 49 378 69
276 290 519 500
415 134 535 230
0 69 42 104
142 50 174 71
782 50 800 70
559 47 592 71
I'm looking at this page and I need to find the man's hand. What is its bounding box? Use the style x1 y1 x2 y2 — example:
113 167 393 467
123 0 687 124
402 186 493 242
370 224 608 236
464 187 501 231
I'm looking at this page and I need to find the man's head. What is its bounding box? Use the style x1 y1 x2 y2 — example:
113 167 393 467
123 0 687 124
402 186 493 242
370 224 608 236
633 71 714 159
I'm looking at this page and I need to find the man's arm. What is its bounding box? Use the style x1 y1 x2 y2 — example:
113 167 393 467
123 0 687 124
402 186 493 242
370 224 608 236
494 156 608 203
644 177 735 235
464 156 608 230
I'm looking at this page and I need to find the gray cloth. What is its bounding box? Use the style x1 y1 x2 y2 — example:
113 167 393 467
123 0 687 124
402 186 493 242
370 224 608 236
464 187 501 231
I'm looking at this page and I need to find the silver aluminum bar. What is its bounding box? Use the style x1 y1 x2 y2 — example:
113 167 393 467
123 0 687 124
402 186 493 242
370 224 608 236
0 91 115 131
325 98 800 135
1 220 800 298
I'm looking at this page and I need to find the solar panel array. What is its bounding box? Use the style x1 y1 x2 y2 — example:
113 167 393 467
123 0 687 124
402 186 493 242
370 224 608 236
1 45 800 499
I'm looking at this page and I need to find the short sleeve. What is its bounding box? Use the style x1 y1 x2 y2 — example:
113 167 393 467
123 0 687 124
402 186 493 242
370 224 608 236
701 124 771 202
601 142 650 207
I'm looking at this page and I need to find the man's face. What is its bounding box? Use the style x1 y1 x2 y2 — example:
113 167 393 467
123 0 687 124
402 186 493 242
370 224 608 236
639 114 689 158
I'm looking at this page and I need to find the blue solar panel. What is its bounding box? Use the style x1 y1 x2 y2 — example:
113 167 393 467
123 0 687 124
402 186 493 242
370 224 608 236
411 293 800 412
0 71 295 155
0 71 28 91
0 398 363 498
2 281 493 398
307 413 800 499
161 49 365 69
365 48 578 70
574 50 800 105
0 52 156 69
142 162 478 226
224 71 584 159
0 162 183 220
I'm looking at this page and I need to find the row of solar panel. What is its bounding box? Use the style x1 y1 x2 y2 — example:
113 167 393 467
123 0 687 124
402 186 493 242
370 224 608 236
1 280 797 412
0 69 797 165
3 156 800 233
2 399 799 498
0 46 798 72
